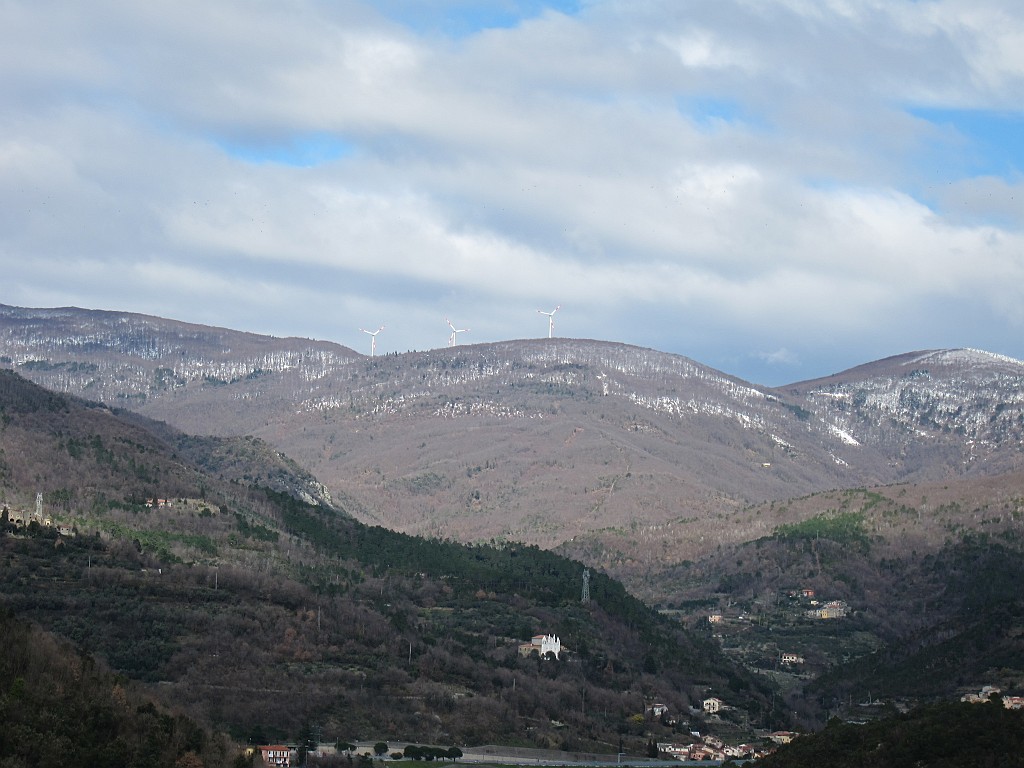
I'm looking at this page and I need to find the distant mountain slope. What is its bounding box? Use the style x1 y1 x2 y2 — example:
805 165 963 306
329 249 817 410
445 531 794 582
3 304 1023 561
776 348 1024 476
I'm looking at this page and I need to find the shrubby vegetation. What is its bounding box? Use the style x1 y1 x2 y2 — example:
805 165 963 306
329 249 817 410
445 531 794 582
1 499 771 750
758 700 1024 768
811 533 1024 701
0 609 241 768
773 511 870 550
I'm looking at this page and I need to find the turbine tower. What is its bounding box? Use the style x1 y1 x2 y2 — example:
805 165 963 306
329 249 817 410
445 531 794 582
359 324 385 357
537 305 560 338
446 318 469 347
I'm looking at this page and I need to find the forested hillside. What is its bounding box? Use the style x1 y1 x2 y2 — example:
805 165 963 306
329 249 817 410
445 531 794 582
0 609 241 768
626 481 1024 726
0 370 776 750
758 700 1024 768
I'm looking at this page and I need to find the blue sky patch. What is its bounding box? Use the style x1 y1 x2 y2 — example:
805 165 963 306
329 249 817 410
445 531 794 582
910 107 1024 179
677 96 767 133
217 134 355 167
374 0 581 38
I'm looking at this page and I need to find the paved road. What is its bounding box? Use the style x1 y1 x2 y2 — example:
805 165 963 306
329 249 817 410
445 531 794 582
352 742 707 766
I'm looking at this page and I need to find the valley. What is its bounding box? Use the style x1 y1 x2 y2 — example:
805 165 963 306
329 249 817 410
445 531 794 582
3 304 1024 764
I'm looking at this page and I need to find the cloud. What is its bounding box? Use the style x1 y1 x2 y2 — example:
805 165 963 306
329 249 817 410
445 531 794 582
2 0 1024 386
756 348 799 367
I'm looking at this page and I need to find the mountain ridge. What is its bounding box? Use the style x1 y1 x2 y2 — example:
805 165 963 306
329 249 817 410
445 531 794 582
4 303 1023 571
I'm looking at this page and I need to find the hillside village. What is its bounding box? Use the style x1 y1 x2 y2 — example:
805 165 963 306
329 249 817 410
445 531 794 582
4 456 1024 765
691 587 855 683
9 494 1015 768
3 494 225 540
225 683 1024 768
2 493 75 537
249 685 1024 766
0 498 813 766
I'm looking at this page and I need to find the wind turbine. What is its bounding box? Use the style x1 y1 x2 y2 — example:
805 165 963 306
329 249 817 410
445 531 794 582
359 324 385 357
537 305 560 338
446 318 469 347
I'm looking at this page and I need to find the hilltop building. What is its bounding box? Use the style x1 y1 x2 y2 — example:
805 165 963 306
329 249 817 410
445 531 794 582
4 493 52 528
518 634 562 659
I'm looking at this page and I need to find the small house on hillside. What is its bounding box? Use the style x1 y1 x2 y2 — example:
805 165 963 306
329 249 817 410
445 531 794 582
702 697 724 714
648 703 669 718
259 745 291 766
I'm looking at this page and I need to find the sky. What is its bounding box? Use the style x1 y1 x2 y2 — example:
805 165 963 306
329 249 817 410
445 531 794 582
3 0 1024 386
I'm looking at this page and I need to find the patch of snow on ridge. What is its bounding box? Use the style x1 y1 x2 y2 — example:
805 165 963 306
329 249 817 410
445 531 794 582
828 423 860 446
910 349 1024 370
813 391 849 400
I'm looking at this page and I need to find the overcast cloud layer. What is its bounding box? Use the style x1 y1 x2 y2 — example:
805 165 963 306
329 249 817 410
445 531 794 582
3 0 1023 385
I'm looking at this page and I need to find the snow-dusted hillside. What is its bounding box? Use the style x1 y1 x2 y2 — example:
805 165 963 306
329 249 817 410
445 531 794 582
3 304 1023 554
779 349 1024 474
0 304 359 403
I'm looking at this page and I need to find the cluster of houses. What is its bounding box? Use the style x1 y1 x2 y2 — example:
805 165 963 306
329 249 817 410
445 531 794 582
657 731 797 762
786 588 849 619
3 493 52 528
4 506 51 528
650 697 731 726
2 496 75 537
4 495 197 533
255 743 359 766
961 686 1024 709
707 587 848 626
805 599 849 620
